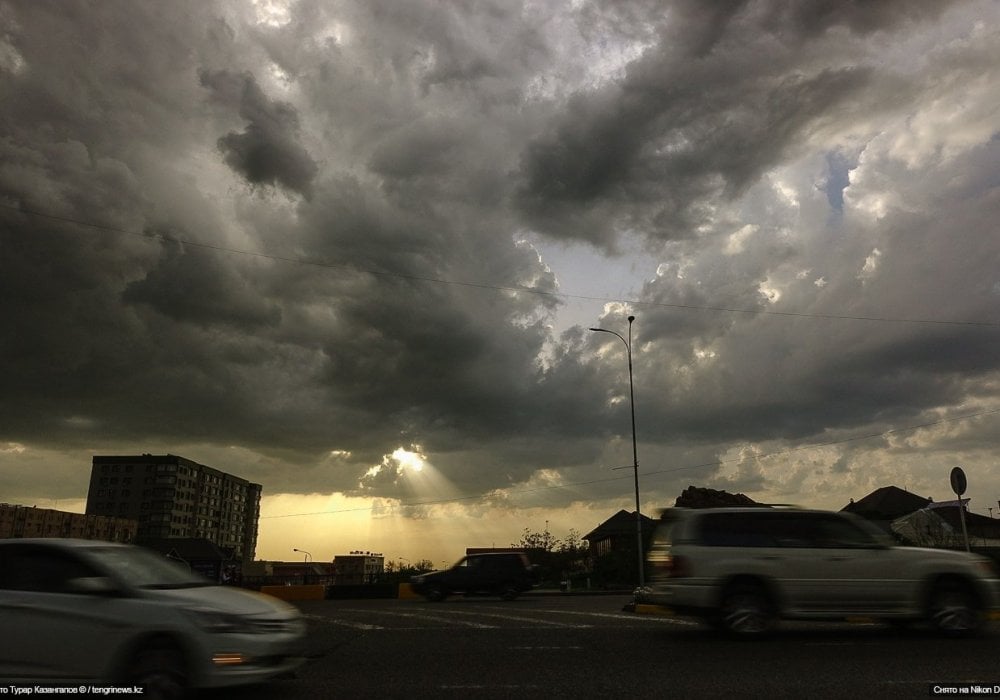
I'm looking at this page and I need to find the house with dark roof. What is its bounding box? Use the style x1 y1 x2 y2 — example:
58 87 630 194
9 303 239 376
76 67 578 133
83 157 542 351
841 485 932 520
582 509 656 558
844 486 1000 550
582 509 657 587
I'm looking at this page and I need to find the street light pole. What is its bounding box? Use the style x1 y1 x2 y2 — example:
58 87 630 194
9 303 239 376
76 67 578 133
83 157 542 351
590 315 644 588
293 548 312 562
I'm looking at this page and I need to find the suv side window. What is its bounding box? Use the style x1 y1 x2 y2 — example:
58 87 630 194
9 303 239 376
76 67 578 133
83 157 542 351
778 514 842 548
695 512 885 549
697 512 782 547
809 515 882 548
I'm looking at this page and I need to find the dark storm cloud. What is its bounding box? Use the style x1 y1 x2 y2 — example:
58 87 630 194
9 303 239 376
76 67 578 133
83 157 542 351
122 236 282 328
517 65 876 246
755 0 958 38
620 131 1000 455
199 69 318 198
514 0 958 247
1 0 998 516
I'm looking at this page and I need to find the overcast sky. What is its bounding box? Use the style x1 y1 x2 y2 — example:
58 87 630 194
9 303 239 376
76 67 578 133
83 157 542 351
2 0 999 563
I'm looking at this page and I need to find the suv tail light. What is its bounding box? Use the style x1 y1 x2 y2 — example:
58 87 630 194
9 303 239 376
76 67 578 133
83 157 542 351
652 554 690 578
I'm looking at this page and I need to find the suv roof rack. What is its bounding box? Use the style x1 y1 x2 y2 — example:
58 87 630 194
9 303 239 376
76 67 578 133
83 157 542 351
658 503 803 517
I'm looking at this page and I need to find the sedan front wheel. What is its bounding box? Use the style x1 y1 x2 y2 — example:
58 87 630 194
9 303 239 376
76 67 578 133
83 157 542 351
127 643 187 700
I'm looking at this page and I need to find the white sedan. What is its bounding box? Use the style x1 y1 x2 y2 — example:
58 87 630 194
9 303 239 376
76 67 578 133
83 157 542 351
0 538 306 696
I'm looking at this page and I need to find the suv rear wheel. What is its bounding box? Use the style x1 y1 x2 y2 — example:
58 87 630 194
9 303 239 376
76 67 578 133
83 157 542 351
927 581 982 637
719 583 775 637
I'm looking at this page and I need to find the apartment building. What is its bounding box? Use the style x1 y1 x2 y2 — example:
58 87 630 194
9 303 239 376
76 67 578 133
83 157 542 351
85 454 262 563
0 503 137 542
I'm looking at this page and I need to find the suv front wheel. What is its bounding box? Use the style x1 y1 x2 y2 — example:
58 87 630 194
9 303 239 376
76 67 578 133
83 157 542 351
718 583 775 637
927 581 982 637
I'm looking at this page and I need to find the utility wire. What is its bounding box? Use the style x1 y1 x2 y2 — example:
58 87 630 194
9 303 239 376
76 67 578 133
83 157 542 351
7 203 998 516
261 406 1000 519
3 202 998 328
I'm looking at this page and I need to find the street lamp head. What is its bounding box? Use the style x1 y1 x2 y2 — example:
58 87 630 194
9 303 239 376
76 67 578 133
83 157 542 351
627 315 635 322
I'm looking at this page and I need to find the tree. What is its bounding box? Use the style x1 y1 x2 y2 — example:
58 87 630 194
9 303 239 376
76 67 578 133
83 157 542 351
557 529 587 555
514 527 557 552
512 527 590 587
381 558 437 584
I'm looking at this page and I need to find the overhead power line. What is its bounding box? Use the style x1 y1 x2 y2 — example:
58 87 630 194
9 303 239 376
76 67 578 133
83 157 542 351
260 406 1000 519
4 202 998 328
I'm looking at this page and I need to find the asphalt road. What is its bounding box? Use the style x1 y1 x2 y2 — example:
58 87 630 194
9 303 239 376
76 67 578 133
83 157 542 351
216 593 1000 699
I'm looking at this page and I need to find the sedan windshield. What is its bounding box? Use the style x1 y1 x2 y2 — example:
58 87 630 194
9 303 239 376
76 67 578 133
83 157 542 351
86 546 213 589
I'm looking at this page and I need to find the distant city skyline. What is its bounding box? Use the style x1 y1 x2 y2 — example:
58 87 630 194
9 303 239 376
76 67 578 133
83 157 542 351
10 456 998 567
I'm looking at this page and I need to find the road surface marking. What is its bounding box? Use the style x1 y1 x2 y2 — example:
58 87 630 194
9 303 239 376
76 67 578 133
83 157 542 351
302 613 385 630
340 608 498 628
478 606 699 626
421 608 592 628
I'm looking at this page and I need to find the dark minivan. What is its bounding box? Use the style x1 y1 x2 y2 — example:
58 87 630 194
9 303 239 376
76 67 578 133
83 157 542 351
410 552 536 601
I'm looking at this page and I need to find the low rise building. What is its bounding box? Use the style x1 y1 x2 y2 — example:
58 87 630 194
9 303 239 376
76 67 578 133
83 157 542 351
334 551 384 585
0 503 136 542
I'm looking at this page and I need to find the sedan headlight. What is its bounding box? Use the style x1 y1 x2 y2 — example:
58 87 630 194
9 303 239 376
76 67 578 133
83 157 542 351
186 607 256 634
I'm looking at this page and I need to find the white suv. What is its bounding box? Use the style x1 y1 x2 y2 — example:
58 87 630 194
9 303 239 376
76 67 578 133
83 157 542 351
637 507 1000 636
